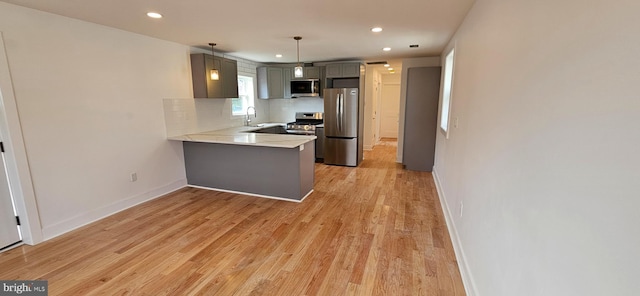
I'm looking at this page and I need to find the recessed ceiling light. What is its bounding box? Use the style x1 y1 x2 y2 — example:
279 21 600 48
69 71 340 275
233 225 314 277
276 54 283 58
390 71 396 74
383 47 391 51
146 12 162 19
371 27 383 33
388 68 394 71
384 64 390 67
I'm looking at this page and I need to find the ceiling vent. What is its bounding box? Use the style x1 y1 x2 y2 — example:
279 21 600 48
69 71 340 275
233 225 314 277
366 61 388 65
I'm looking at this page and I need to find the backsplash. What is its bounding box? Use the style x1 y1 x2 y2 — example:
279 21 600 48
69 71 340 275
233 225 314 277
163 98 236 137
269 97 324 122
163 54 270 137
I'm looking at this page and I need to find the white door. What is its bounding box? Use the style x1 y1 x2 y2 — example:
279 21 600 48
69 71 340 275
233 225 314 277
380 84 401 138
0 142 20 250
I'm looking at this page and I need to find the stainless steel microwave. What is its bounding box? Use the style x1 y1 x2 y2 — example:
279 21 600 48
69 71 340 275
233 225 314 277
291 79 320 97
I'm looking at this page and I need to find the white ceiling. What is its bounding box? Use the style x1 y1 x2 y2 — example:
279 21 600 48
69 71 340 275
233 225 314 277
0 0 475 66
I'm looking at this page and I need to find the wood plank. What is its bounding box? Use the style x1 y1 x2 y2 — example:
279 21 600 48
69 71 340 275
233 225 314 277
0 141 466 295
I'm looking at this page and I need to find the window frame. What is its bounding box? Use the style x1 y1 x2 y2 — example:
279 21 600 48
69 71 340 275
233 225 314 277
232 75 255 117
440 48 455 138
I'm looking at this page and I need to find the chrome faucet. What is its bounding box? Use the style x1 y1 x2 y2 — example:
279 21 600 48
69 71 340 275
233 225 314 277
245 106 256 126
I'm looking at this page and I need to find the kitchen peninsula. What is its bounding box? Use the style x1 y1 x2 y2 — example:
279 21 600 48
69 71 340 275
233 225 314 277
169 125 316 202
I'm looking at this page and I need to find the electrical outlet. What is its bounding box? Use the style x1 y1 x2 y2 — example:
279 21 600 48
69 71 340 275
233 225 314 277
130 172 137 182
454 117 459 128
459 201 464 217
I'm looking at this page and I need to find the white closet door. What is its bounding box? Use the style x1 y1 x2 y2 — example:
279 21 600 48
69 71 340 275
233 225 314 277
0 143 20 250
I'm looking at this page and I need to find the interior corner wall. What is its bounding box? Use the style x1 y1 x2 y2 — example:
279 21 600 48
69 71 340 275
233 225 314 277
397 57 440 163
433 0 640 295
0 2 193 241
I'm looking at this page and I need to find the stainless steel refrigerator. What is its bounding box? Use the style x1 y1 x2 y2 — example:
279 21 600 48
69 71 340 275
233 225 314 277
323 88 363 166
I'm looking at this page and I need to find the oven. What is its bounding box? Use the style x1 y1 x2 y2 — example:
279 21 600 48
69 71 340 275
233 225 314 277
286 112 324 159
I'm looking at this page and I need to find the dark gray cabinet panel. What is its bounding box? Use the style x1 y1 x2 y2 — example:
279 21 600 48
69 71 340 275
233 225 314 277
402 66 442 172
190 53 239 99
221 58 239 98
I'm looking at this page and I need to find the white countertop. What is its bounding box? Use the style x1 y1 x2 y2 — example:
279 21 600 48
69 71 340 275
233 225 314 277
168 124 317 149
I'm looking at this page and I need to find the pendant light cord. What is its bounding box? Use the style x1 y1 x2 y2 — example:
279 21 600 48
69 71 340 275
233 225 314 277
294 36 302 67
209 43 216 57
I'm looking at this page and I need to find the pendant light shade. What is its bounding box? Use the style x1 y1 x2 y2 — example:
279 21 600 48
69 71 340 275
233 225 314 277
209 43 220 81
294 36 303 78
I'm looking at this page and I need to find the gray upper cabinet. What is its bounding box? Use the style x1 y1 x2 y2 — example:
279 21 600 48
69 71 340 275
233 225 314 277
190 53 239 99
325 64 342 78
325 63 360 78
304 67 321 79
257 67 284 99
283 67 292 98
342 63 360 77
258 66 324 99
290 66 322 80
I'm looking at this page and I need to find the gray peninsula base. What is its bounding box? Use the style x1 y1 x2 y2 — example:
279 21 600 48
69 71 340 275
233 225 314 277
183 141 315 201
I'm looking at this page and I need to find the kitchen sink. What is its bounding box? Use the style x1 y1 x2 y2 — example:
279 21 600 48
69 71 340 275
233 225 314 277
249 125 290 134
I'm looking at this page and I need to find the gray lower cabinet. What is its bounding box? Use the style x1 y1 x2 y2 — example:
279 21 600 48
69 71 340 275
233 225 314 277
190 53 239 99
325 63 361 78
402 66 442 172
183 141 315 201
257 67 284 99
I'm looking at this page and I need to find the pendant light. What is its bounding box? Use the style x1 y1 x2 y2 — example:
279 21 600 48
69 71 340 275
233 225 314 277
294 36 303 78
209 43 220 81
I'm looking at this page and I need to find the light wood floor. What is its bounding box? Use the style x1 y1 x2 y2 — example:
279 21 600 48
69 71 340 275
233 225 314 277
0 141 466 295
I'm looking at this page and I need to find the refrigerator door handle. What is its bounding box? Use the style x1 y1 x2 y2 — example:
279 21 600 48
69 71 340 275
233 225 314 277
335 94 340 132
339 93 344 132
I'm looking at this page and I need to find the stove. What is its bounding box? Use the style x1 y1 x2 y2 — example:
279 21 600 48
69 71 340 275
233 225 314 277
286 112 323 135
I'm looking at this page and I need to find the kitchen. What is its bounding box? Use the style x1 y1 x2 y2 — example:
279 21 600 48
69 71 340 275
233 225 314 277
166 59 367 201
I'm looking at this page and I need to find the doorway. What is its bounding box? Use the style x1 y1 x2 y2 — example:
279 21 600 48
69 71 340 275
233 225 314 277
0 32 42 247
0 142 21 250
380 84 401 139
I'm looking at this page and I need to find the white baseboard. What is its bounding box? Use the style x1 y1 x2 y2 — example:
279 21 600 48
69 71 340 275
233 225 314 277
41 178 187 241
432 168 479 296
364 145 374 151
187 185 311 203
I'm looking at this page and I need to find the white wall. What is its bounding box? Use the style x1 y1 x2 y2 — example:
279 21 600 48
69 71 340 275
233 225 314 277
433 0 640 295
0 2 193 241
397 57 441 162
